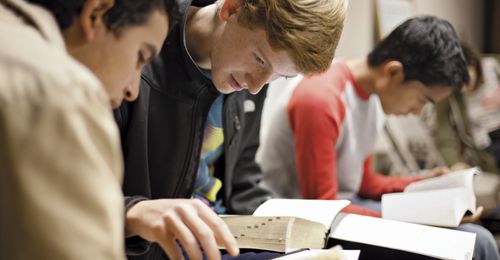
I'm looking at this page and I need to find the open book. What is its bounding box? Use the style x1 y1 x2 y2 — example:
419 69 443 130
329 213 476 260
221 199 350 253
381 167 479 227
221 199 476 259
273 246 360 260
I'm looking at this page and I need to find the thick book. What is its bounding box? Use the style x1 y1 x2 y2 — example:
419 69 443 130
329 213 476 260
221 199 350 253
381 167 479 227
221 199 476 260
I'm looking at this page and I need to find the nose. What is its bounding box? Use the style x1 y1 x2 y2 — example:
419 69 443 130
245 68 273 94
124 73 141 102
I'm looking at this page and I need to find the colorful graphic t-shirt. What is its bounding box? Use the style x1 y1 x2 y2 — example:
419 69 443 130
193 94 226 213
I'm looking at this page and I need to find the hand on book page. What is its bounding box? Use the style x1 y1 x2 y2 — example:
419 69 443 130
382 167 479 227
417 166 449 179
450 162 472 171
461 206 484 224
125 199 239 260
405 167 479 192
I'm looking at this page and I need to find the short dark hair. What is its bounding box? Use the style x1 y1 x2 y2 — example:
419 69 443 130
368 15 469 91
27 0 178 35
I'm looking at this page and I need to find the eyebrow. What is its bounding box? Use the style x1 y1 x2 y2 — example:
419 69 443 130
256 46 297 78
144 43 158 63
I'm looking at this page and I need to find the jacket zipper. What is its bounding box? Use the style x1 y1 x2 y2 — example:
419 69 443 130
173 88 216 197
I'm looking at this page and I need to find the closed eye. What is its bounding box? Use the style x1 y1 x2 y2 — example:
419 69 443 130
281 74 298 80
137 51 147 68
253 52 265 65
137 43 158 69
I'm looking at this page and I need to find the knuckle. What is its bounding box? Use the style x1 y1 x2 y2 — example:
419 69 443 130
161 211 176 224
183 236 198 248
213 216 225 225
151 221 167 237
197 229 214 241
191 199 204 208
190 200 208 212
174 204 192 217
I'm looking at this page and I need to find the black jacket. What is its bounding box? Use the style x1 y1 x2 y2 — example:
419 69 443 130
114 0 271 257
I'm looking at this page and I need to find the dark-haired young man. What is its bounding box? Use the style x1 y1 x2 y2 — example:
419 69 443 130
258 16 500 260
0 0 175 259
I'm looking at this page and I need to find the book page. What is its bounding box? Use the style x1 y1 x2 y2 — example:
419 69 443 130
404 167 478 192
342 250 361 260
253 199 350 228
382 188 471 227
274 247 360 260
330 214 476 260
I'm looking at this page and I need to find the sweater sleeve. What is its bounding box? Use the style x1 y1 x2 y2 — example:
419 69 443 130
357 156 422 200
1 82 126 259
288 90 345 200
288 96 384 218
341 204 382 217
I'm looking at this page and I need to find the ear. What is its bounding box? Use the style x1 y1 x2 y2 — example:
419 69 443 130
79 0 114 42
219 0 240 22
383 60 404 84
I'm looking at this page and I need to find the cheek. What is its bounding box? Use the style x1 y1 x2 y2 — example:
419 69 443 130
384 100 398 113
101 83 116 99
209 69 231 93
399 95 415 109
383 93 408 114
211 73 224 88
212 55 250 83
111 49 138 87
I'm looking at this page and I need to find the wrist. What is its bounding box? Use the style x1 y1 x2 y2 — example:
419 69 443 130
125 200 146 238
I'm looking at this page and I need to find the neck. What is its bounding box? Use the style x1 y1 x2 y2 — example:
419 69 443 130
346 57 377 95
185 4 221 70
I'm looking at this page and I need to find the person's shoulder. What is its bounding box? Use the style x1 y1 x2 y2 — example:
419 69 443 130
290 73 346 111
0 23 107 111
287 66 348 122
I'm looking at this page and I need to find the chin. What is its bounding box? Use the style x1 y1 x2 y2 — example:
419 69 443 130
213 85 228 94
213 82 233 94
210 79 223 93
384 109 399 115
